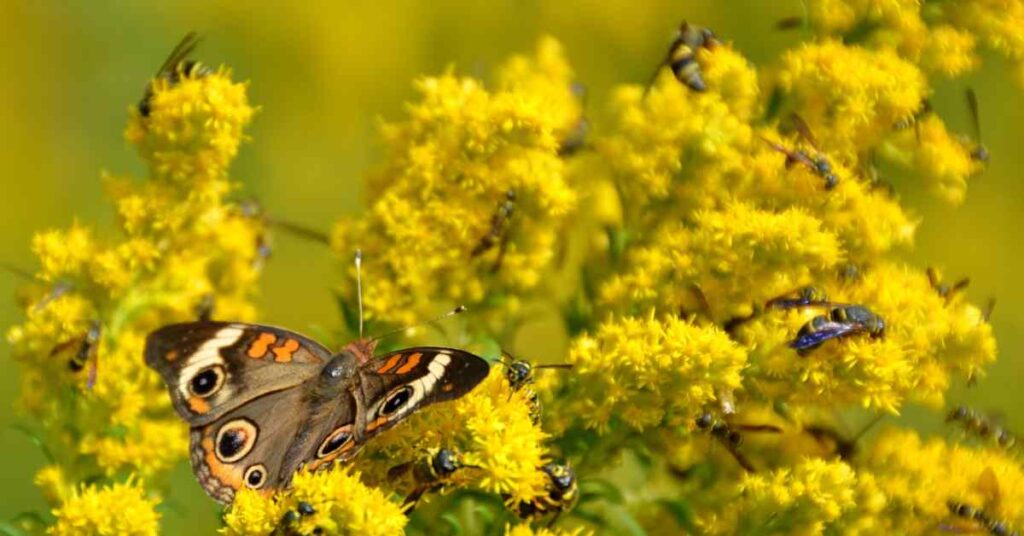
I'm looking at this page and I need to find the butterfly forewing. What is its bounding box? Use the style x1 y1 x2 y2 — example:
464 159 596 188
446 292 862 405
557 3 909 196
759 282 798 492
358 347 490 439
145 322 330 426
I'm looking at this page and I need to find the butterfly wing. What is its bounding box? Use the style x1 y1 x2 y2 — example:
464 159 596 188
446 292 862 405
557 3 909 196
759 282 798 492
358 347 491 439
145 321 331 426
188 387 337 504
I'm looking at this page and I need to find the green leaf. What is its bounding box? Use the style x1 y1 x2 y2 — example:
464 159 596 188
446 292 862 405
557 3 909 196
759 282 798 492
578 478 624 504
656 498 697 532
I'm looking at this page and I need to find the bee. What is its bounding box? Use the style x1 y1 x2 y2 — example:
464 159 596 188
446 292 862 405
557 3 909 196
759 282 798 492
558 82 591 156
944 467 1018 536
499 354 573 423
790 304 886 353
505 463 578 526
646 21 720 93
695 411 782 472
50 320 101 389
763 114 839 190
471 190 517 271
138 32 213 118
946 406 1016 450
964 88 990 165
387 447 478 512
927 267 970 303
272 501 317 536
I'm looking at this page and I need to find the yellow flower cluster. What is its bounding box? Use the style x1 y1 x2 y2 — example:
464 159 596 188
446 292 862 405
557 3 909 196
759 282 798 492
860 428 1024 533
563 315 745 433
330 37 580 329
224 467 407 536
49 477 161 536
796 0 1024 84
6 64 261 519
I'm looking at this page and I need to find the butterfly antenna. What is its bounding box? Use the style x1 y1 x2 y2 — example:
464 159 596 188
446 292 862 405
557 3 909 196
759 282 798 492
355 250 364 339
370 306 467 343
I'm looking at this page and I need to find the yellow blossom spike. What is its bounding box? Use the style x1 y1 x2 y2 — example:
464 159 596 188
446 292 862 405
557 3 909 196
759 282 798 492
49 476 161 536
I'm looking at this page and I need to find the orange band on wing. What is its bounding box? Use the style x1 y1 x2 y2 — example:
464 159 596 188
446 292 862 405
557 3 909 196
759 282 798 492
201 436 243 491
248 332 277 358
365 415 390 434
272 339 300 362
376 353 403 373
394 352 423 374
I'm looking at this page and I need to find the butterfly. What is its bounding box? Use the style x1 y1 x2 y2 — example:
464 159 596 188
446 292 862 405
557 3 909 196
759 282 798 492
145 256 490 504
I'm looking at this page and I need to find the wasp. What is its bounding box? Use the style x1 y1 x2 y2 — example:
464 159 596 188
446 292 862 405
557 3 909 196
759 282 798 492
50 320 101 389
763 114 839 190
471 190 517 271
646 21 720 93
387 447 478 512
964 88 990 165
803 414 884 462
927 267 970 303
499 354 573 424
505 463 578 526
946 406 1016 450
944 467 1018 536
790 304 885 353
138 32 213 118
695 411 782 472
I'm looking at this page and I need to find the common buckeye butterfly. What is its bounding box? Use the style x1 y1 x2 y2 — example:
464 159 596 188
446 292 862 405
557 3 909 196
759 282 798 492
145 253 489 504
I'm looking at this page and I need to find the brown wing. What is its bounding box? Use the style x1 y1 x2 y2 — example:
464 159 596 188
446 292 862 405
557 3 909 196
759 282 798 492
189 388 318 504
145 321 330 426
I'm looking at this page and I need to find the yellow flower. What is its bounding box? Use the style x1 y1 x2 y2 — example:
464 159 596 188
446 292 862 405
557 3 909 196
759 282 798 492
505 523 591 536
125 67 256 183
223 467 407 536
331 37 579 328
563 314 746 433
921 25 979 77
49 477 160 536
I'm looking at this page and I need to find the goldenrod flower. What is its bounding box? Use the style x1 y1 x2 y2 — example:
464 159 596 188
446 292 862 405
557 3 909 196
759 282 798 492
224 466 407 536
49 477 161 536
331 37 579 328
563 314 745 432
505 524 591 536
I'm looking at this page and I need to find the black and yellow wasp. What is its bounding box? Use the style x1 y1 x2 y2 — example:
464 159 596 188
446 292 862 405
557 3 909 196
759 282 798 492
50 320 101 389
762 114 840 190
499 353 573 424
505 463 578 526
647 21 720 93
943 467 1018 536
695 411 782 472
946 406 1016 450
764 287 886 353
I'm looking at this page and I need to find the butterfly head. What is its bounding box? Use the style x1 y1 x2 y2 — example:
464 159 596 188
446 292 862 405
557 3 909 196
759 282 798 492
322 351 361 384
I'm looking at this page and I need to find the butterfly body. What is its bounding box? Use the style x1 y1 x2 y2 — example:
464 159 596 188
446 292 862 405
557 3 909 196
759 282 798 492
145 321 489 504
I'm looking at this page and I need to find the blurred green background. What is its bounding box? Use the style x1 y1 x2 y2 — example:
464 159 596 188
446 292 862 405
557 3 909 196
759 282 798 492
1 1 1021 532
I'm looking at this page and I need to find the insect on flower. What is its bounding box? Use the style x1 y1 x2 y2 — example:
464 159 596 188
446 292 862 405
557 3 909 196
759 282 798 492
762 114 840 190
387 447 479 512
646 21 720 93
943 467 1018 536
803 413 885 462
928 267 970 303
505 462 578 526
50 320 101 389
272 500 317 536
695 411 782 472
138 32 213 118
499 353 573 423
766 285 832 310
946 406 1016 450
789 304 886 354
470 190 517 270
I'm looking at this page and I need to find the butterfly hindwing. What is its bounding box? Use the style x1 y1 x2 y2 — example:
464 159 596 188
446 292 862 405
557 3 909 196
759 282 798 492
145 321 330 426
189 387 320 504
358 347 491 439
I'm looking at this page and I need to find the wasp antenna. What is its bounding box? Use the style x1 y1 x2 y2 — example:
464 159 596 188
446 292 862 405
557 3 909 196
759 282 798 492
355 250 364 339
